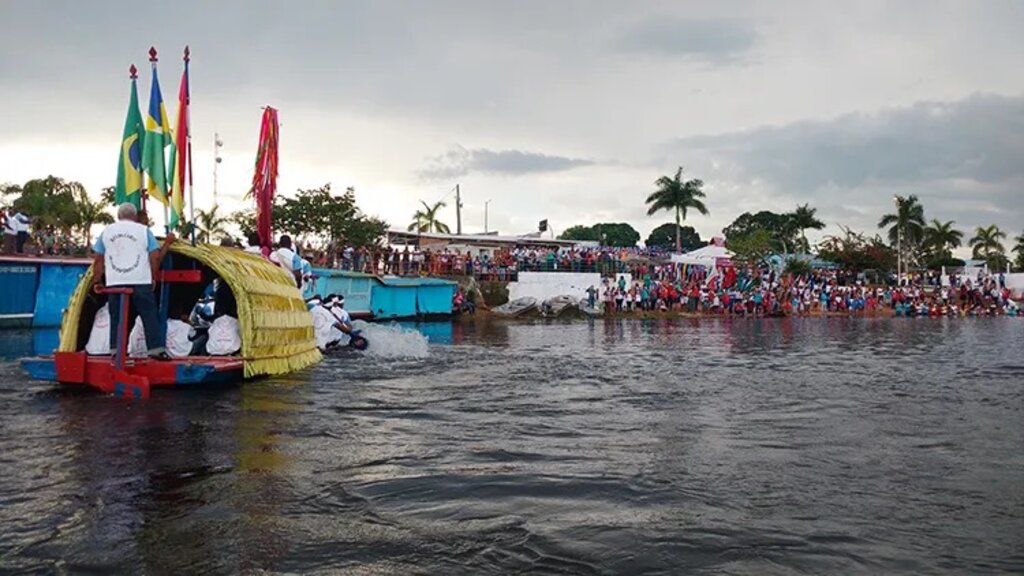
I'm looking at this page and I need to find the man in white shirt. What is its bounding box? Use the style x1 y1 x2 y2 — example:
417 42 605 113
307 296 345 350
243 232 264 256
2 208 16 254
270 234 302 287
91 203 174 360
4 209 31 254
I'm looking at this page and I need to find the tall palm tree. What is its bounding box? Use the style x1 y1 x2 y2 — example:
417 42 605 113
407 200 450 234
791 204 824 252
70 184 114 246
969 224 1006 264
878 194 926 264
922 219 962 260
645 166 709 252
195 204 230 243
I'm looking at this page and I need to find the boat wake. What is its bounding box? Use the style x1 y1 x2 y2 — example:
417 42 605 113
350 320 430 359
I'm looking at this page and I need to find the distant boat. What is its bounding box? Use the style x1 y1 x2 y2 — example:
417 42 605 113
541 295 578 317
492 297 538 317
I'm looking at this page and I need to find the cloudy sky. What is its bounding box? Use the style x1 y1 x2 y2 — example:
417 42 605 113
2 0 1022 251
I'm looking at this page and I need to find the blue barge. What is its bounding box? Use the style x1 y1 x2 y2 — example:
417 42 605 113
306 269 456 319
1 258 456 329
0 256 90 328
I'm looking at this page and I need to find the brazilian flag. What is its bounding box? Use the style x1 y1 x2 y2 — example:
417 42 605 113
114 75 144 207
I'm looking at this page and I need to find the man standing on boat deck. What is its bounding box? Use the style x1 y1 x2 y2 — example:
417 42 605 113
91 203 175 360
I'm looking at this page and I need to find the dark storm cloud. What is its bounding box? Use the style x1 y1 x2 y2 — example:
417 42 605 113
672 93 1024 232
615 17 757 61
677 93 1024 189
419 146 594 180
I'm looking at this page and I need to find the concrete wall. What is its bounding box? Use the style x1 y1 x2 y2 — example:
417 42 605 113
1006 273 1024 298
507 272 602 302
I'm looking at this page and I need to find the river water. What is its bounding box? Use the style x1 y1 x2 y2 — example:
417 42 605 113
1 318 1022 575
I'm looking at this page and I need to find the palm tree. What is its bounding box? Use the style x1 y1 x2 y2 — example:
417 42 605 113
195 204 230 243
791 204 824 253
70 184 114 246
1013 232 1024 271
878 194 926 265
969 224 1007 269
922 219 962 260
645 166 709 252
407 200 450 234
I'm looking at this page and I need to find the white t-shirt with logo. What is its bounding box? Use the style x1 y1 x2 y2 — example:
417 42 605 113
93 220 159 286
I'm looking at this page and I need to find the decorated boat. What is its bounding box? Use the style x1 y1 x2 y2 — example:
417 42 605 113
20 243 321 398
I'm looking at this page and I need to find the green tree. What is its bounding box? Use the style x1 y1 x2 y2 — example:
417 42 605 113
645 223 705 251
2 176 80 230
557 223 640 247
100 186 117 206
408 200 450 234
728 229 774 265
969 224 1007 270
70 184 114 246
1013 232 1024 271
558 225 600 242
593 223 640 247
817 225 897 272
195 204 231 243
722 210 799 253
645 166 709 252
232 184 387 248
791 204 824 252
877 195 926 265
922 219 962 261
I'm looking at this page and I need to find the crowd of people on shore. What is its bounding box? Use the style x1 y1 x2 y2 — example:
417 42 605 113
294 243 674 280
2 208 105 256
588 267 1020 318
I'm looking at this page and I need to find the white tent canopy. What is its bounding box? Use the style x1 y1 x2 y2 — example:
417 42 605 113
670 244 734 266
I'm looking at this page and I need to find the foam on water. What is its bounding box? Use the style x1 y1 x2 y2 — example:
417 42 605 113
348 319 430 358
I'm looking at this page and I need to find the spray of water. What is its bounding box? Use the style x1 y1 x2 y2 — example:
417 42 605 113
344 320 430 358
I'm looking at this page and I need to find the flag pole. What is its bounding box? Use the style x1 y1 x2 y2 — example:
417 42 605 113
184 46 195 246
134 61 147 216
148 47 169 233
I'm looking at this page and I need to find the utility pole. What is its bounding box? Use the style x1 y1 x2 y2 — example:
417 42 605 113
455 184 463 235
894 196 902 283
484 199 491 233
213 132 223 205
